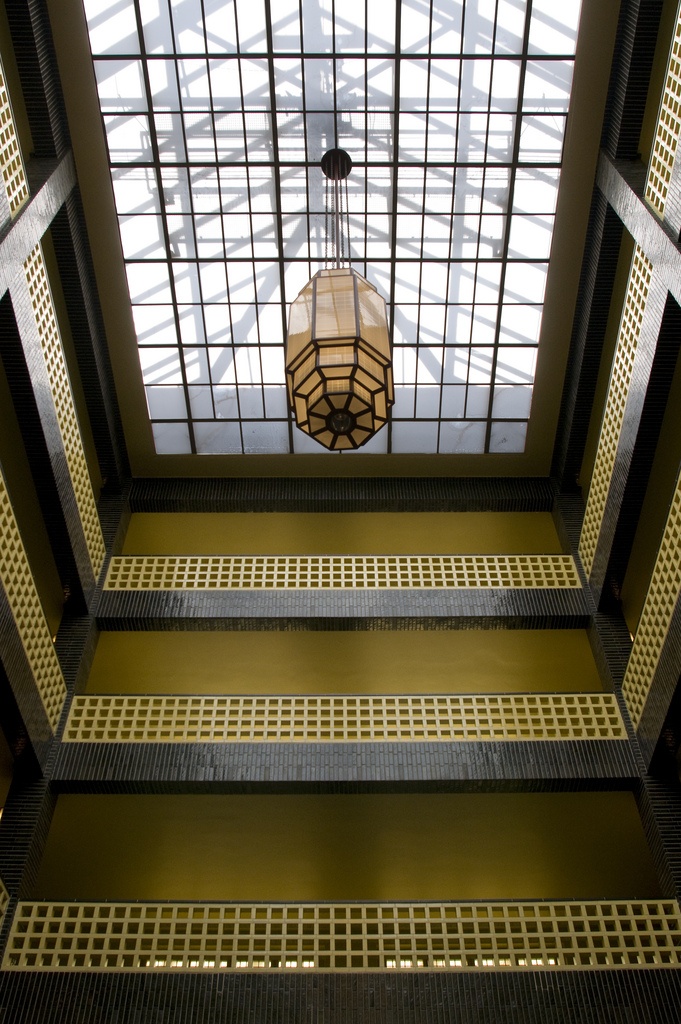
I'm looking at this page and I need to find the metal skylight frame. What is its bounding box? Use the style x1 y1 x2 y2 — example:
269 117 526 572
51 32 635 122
84 0 582 456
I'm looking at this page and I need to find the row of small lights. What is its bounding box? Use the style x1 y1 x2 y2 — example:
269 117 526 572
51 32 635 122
15 950 671 969
137 955 562 969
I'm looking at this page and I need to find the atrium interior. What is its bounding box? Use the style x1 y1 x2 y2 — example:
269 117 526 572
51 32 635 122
0 0 681 1021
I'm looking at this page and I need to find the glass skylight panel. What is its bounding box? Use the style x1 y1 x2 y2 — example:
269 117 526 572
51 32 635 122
84 0 583 455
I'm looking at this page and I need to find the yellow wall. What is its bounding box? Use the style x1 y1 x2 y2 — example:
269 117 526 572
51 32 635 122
122 512 562 555
87 630 603 695
35 792 660 902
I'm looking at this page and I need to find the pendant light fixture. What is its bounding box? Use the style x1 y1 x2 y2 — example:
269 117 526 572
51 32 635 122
285 148 394 451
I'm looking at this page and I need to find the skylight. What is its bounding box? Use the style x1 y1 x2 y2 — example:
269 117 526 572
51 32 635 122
83 0 582 455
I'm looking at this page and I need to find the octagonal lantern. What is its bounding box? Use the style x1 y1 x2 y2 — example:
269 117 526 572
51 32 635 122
286 267 394 451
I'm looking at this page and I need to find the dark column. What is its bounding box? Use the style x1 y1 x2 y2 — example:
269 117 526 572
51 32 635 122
597 154 681 303
0 154 75 299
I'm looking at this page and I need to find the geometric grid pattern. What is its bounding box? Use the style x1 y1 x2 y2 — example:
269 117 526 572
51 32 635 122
578 246 653 576
83 0 583 455
623 467 681 728
22 246 107 578
6 899 681 971
0 59 29 216
0 466 66 730
63 693 625 743
645 3 681 218
0 52 105 578
104 553 581 590
581 16 681 577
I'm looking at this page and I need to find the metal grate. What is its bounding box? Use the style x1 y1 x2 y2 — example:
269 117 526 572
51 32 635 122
646 4 681 217
0 467 66 730
63 693 625 744
22 246 106 578
579 247 653 575
623 468 681 727
105 554 581 591
0 58 28 216
6 899 681 972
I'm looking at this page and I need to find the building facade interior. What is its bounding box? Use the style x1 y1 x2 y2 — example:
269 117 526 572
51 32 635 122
1 0 681 1020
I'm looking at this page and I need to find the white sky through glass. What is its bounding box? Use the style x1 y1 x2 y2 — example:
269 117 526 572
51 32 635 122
84 0 582 455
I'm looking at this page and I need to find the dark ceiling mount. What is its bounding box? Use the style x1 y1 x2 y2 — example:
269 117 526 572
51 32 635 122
321 147 352 181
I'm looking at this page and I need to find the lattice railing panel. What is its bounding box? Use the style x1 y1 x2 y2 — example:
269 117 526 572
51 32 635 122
0 468 66 730
0 60 104 578
646 3 681 217
582 7 681 579
63 693 625 743
6 900 681 972
23 246 106 578
105 554 580 591
579 247 653 575
623 470 681 727
0 59 28 216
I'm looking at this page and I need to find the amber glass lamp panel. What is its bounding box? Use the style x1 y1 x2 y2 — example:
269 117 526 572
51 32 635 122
286 269 393 450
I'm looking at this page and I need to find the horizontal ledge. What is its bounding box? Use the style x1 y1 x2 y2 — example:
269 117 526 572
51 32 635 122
104 554 582 592
6 898 679 973
63 692 626 745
